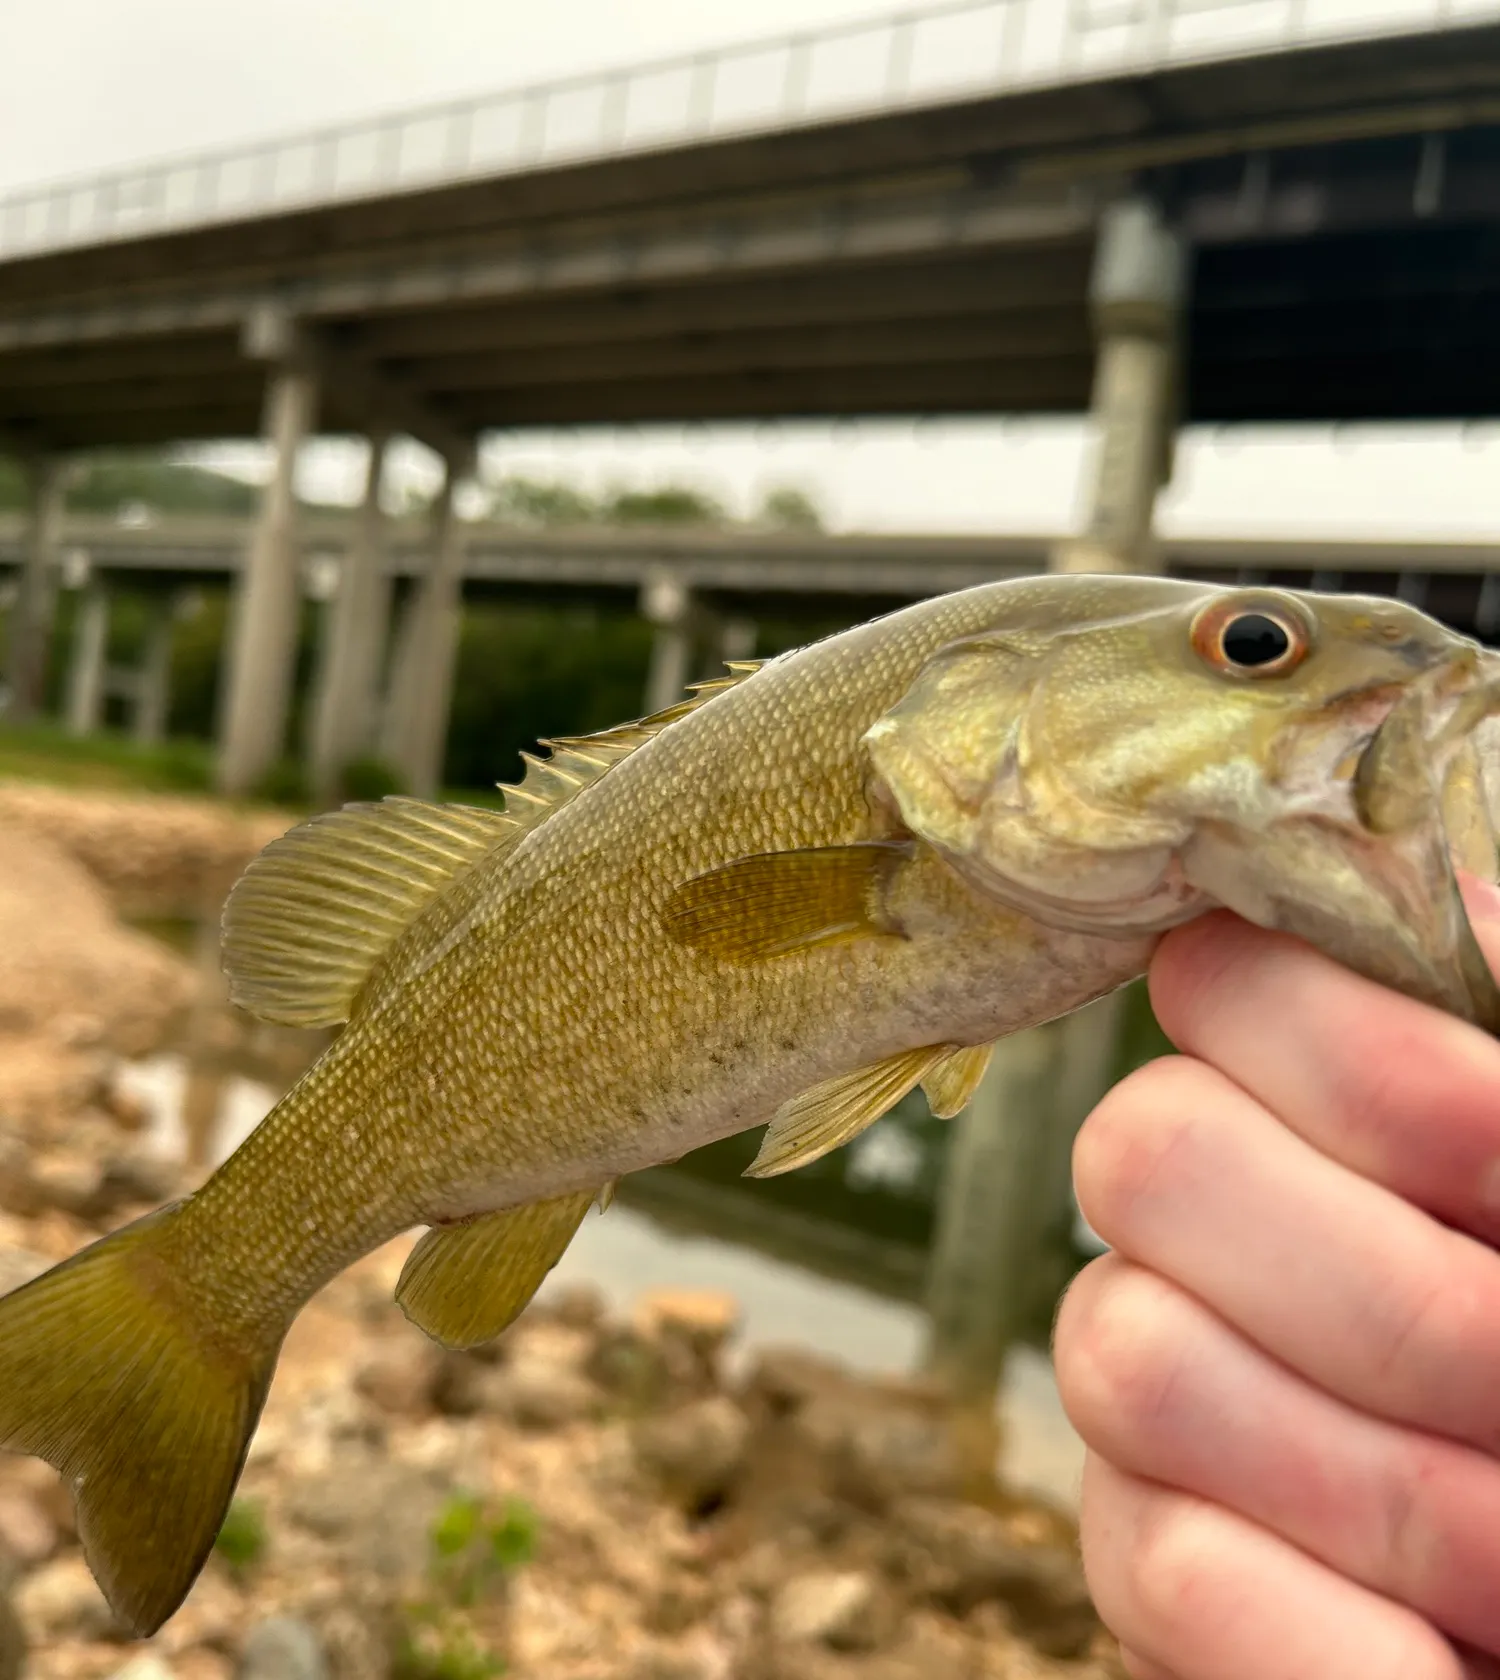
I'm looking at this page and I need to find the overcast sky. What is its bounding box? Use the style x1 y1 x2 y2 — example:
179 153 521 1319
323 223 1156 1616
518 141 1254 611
2 0 1496 539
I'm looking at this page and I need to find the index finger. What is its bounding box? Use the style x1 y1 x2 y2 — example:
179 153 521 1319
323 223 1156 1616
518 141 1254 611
1147 878 1500 1246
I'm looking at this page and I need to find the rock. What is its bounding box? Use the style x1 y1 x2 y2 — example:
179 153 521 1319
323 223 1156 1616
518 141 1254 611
622 1638 732 1680
353 1340 442 1417
0 1459 75 1544
429 1349 492 1417
0 1490 59 1568
0 1248 48 1296
53 1013 106 1051
635 1396 751 1514
890 1498 1098 1658
644 1575 716 1636
92 1148 182 1211
0 1585 23 1680
741 1348 848 1416
14 1553 121 1641
797 1394 965 1510
479 1358 605 1429
546 1280 609 1329
632 1289 740 1359
769 1571 893 1652
285 1461 445 1584
108 1657 178 1680
239 1615 329 1680
586 1325 679 1408
99 1076 151 1132
21 1153 100 1219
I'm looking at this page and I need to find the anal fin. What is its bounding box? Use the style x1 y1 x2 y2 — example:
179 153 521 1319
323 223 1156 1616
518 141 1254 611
921 1043 994 1118
395 1188 600 1350
663 842 913 965
746 1045 951 1179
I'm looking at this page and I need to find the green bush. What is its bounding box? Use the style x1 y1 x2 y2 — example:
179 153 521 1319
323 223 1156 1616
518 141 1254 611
340 756 406 803
252 757 310 808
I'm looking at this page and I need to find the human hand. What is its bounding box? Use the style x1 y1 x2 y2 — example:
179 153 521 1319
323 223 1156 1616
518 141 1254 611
1054 877 1500 1680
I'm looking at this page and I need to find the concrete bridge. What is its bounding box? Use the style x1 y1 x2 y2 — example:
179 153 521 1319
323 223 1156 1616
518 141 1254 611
3 509 1496 791
3 0 1498 797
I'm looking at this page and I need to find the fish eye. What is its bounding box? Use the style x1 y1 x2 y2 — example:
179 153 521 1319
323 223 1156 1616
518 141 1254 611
1191 598 1310 679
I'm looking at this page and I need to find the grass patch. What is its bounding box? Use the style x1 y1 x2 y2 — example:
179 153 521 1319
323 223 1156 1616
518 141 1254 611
391 1492 539 1680
0 723 217 795
213 1497 268 1576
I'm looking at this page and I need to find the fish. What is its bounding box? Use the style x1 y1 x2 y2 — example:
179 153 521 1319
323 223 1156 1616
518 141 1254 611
1 572 1498 1637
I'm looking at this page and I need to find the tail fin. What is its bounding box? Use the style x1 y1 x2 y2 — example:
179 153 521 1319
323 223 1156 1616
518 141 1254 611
0 1204 283 1636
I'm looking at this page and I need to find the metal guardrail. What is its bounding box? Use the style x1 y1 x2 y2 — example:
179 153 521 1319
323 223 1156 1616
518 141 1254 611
1 0 1496 262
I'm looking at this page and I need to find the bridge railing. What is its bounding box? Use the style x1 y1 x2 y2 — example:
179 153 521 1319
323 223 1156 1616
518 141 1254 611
1 0 1495 262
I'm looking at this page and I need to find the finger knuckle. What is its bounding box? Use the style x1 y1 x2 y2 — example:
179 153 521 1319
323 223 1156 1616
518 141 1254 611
1056 1262 1195 1456
1072 1056 1219 1243
1127 1494 1227 1638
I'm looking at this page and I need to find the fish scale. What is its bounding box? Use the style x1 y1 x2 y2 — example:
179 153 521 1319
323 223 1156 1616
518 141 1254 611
2 572 1499 1638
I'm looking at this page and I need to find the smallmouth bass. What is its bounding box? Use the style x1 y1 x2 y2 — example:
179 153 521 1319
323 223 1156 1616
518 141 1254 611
1 573 1498 1635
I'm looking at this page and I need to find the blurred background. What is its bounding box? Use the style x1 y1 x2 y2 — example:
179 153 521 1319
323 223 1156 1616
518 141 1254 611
0 0 1497 1675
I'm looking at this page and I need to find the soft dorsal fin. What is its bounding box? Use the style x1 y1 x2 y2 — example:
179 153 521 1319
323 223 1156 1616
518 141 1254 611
222 661 766 1029
222 799 518 1028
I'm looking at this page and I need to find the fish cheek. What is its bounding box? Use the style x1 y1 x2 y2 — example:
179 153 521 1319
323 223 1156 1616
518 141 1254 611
861 640 1037 855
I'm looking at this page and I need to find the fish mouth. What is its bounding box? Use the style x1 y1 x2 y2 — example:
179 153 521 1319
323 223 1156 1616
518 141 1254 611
1351 651 1500 838
1217 645 1500 1034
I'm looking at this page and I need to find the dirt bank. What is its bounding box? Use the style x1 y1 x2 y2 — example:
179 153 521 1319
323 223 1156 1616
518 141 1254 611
0 823 196 1129
0 783 294 919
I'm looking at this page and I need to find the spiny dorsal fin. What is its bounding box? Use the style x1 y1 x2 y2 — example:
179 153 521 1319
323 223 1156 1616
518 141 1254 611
500 657 767 819
222 799 518 1028
921 1043 994 1118
745 1044 952 1178
222 662 767 1030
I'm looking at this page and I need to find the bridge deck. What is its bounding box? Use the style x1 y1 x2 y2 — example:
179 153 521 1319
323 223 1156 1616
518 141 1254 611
1 4 1498 450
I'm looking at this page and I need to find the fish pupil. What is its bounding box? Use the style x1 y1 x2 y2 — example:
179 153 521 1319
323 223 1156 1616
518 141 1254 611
1221 613 1291 668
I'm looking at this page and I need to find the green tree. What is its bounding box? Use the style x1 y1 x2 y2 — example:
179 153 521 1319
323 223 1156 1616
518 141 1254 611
602 485 724 526
485 476 598 526
758 485 823 532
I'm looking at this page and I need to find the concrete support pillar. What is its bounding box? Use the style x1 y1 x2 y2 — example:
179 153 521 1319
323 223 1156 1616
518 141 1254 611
64 583 110 738
641 570 694 716
215 365 318 796
920 994 1127 1486
6 457 65 723
308 431 392 806
915 204 1184 1473
133 595 176 747
380 466 464 798
1054 200 1188 577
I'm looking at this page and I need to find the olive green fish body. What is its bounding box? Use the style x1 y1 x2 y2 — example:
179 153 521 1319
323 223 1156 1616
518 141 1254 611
5 572 1500 1637
176 580 1157 1327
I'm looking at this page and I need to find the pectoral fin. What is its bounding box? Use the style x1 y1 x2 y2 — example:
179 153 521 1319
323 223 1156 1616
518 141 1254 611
745 1045 951 1178
395 1188 600 1350
921 1042 994 1118
662 842 913 965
